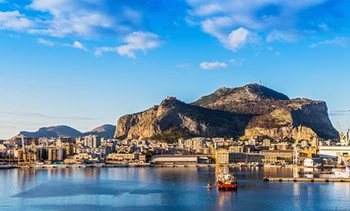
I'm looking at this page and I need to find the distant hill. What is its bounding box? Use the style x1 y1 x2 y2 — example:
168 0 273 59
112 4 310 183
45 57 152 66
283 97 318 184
15 124 116 139
83 124 116 139
19 125 82 138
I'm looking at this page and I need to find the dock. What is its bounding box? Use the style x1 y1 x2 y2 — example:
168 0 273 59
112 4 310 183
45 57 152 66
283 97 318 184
264 177 350 182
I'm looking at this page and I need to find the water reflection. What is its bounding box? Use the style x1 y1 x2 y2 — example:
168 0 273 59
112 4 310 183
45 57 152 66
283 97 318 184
216 190 237 208
2 167 350 210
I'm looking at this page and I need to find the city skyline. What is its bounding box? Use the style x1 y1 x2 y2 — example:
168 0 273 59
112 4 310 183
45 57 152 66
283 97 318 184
1 0 350 139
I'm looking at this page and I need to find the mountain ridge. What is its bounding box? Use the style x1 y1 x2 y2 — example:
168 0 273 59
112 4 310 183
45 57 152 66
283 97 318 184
115 84 338 141
14 124 116 139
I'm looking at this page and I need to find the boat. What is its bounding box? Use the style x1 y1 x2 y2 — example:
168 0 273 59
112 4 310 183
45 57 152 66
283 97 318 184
333 165 350 178
207 180 212 189
216 172 237 190
211 147 238 190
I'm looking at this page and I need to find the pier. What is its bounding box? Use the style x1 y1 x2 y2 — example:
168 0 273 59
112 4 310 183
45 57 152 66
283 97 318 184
263 177 350 182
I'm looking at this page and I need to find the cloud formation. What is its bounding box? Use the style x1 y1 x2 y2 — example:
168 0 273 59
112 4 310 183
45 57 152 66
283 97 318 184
37 38 55 46
0 10 33 30
176 63 191 69
0 0 349 55
72 41 87 51
186 0 349 51
310 37 350 48
200 61 227 69
95 32 162 58
116 32 162 58
27 0 136 38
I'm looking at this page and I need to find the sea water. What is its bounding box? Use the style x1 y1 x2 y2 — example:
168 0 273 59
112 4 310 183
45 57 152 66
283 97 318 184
0 167 349 211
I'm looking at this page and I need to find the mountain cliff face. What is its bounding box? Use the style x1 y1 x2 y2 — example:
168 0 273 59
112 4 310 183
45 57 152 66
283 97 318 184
115 84 339 141
193 84 338 140
115 97 251 141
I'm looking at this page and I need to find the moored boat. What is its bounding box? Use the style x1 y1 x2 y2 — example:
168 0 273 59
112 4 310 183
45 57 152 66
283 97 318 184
333 165 350 178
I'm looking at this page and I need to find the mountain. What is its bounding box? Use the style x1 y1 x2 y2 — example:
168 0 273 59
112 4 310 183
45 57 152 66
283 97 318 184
115 97 252 141
15 124 116 139
83 124 116 139
19 125 82 138
115 84 339 141
193 84 338 140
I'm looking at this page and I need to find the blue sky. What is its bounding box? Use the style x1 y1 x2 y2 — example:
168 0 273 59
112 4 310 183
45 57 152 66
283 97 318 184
1 0 350 139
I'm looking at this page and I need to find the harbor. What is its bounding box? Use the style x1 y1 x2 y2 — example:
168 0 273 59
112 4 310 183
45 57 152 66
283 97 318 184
263 177 350 182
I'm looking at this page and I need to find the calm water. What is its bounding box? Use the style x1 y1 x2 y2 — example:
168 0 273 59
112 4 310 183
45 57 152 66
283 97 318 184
0 167 349 211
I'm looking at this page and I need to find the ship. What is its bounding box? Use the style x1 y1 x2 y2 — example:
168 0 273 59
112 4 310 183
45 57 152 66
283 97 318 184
212 147 238 190
216 171 238 190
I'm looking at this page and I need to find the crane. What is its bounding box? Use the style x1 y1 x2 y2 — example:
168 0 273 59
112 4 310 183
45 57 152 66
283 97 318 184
293 125 301 165
18 136 29 166
336 122 350 146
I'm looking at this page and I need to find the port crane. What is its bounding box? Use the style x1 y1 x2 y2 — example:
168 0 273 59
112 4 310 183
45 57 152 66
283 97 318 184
18 136 32 166
336 122 350 146
293 125 301 165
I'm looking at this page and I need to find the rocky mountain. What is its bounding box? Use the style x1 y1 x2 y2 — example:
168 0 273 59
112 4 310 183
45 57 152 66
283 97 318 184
193 84 338 140
16 124 116 139
83 124 116 138
116 84 339 141
115 97 252 141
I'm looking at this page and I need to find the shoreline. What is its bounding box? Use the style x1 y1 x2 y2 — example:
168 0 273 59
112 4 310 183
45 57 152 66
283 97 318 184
0 163 318 169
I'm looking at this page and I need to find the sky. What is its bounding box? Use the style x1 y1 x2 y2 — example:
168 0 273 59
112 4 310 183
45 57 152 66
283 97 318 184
0 0 350 139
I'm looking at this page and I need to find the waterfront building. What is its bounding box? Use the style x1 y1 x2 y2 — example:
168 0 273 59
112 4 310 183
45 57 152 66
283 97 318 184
248 138 256 146
319 146 350 159
263 139 271 147
65 143 75 156
106 153 135 161
84 135 101 149
229 153 263 163
260 150 293 164
150 155 199 165
216 148 229 164
229 146 243 153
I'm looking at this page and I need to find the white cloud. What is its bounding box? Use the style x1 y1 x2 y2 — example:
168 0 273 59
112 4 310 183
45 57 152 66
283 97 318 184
27 0 137 38
94 47 115 57
176 63 191 69
72 41 87 51
116 32 162 58
37 38 55 46
266 30 298 43
226 27 250 51
230 59 244 67
309 37 350 48
0 11 34 30
192 4 223 16
267 46 273 51
319 23 329 31
200 61 227 69
201 16 254 51
186 0 332 50
94 32 162 57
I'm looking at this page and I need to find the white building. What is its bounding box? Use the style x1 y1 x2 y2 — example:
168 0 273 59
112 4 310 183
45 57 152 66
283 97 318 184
319 146 350 158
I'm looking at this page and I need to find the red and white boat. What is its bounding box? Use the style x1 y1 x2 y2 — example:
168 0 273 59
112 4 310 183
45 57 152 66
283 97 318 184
216 172 238 190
